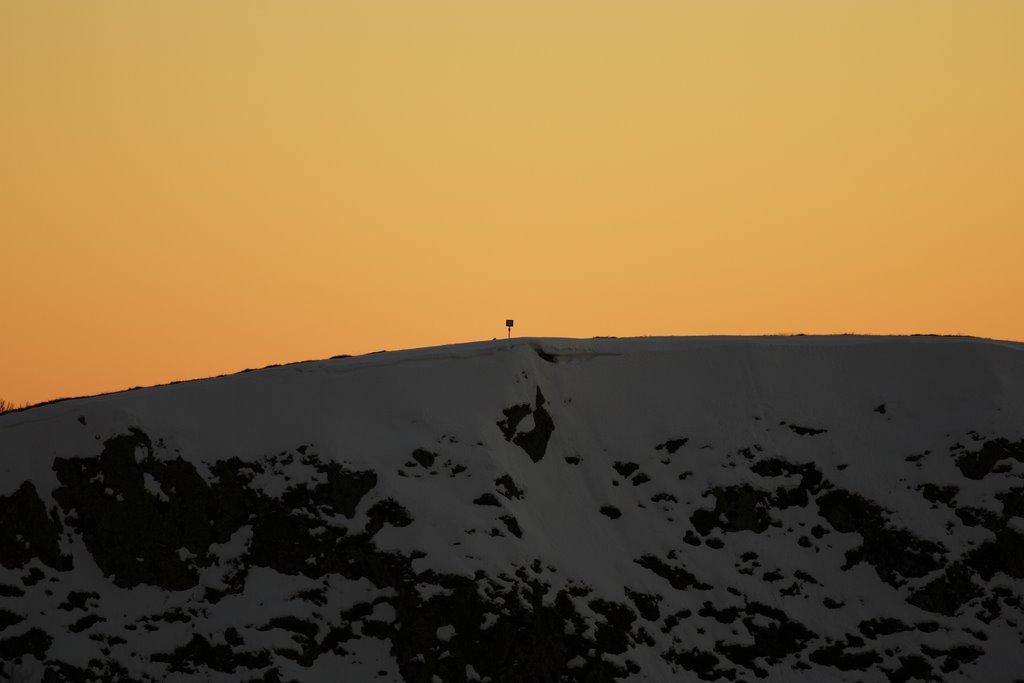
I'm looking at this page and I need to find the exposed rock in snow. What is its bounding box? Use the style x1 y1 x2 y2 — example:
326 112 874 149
2 335 1024 681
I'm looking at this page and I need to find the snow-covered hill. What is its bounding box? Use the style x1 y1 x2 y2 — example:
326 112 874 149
2 336 1024 682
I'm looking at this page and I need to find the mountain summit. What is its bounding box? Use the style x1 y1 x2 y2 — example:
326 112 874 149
2 336 1024 682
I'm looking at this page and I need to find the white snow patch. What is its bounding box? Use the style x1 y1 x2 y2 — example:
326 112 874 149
143 472 169 501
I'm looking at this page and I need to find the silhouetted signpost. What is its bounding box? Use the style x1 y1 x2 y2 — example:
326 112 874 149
506 319 514 339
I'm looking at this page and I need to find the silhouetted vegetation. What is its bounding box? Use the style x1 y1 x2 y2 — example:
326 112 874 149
0 398 28 415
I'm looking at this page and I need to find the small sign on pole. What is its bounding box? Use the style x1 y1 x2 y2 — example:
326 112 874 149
506 319 514 339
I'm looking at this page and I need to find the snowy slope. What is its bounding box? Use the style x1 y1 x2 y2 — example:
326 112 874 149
2 336 1024 682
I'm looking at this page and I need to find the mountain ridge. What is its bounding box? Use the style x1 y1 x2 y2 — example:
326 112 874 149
2 336 1024 681
7 334 1021 417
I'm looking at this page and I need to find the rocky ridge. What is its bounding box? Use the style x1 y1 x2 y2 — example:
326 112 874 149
2 336 1024 681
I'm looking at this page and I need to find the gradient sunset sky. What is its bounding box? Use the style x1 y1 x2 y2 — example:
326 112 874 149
2 1 1022 406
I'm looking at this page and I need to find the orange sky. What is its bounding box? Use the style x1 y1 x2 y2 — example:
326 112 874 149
2 1 1023 406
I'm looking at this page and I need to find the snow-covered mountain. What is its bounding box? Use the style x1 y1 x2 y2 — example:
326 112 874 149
2 336 1024 682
